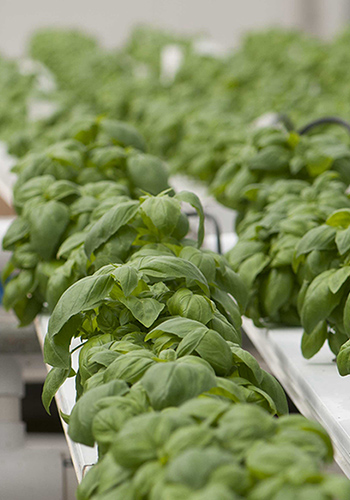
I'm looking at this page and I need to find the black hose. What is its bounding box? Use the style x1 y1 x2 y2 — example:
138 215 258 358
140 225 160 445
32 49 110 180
298 117 350 135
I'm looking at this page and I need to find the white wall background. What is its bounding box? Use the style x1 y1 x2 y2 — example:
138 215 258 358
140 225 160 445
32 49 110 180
0 0 350 58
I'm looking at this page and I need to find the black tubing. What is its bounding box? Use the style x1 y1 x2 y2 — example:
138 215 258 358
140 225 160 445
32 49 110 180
299 117 350 135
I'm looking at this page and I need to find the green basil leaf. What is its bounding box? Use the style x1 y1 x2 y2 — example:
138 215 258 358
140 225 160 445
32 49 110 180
322 475 350 500
166 447 233 490
343 292 350 337
263 268 294 318
2 270 36 310
301 321 328 360
12 243 39 269
153 317 233 375
230 344 263 385
111 413 180 469
42 366 71 414
111 265 139 297
100 119 146 151
141 196 181 235
337 340 350 377
246 442 314 478
46 261 76 311
335 227 350 256
259 370 288 416
179 247 216 283
167 289 214 324
211 288 242 331
215 266 248 310
14 175 54 207
70 196 98 217
132 461 166 498
147 317 208 342
57 231 86 258
2 217 29 249
29 200 70 260
326 208 350 229
94 226 137 269
119 295 165 328
13 294 42 327
131 255 209 294
103 351 156 384
194 329 234 376
68 380 129 446
92 404 139 446
140 358 216 410
175 329 206 357
226 240 266 270
126 153 169 195
44 315 83 369
296 225 336 258
248 146 291 172
328 266 350 294
328 330 349 356
45 179 80 201
84 200 139 258
89 145 127 170
210 463 251 495
208 311 241 344
45 274 114 367
301 270 343 334
175 191 205 247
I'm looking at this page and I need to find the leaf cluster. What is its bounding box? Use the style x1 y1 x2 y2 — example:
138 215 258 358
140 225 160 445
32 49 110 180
75 402 347 500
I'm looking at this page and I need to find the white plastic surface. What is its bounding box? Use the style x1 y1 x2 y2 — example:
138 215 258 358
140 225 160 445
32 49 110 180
160 44 184 85
243 318 350 478
0 217 14 267
0 142 16 206
35 315 98 482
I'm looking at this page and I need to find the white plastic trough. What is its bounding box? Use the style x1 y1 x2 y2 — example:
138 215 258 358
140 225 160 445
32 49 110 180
35 315 98 482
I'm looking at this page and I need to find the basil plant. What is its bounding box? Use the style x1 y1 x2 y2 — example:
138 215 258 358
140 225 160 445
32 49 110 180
76 403 348 500
2 185 208 325
43 246 288 418
226 172 350 327
1 117 175 324
295 207 350 374
211 126 350 216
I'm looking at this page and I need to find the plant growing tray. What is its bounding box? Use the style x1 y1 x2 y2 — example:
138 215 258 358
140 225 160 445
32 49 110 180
35 314 98 482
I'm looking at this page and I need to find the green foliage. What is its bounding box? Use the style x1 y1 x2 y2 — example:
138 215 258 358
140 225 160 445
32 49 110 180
1 25 349 499
76 403 347 500
2 119 194 324
226 172 350 327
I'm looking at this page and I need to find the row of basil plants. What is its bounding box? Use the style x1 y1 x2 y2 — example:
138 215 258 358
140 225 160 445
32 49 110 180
2 116 350 498
209 124 350 376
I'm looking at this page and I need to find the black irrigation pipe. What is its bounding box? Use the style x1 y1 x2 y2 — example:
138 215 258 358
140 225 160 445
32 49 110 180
258 114 350 135
186 211 222 255
298 116 350 135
